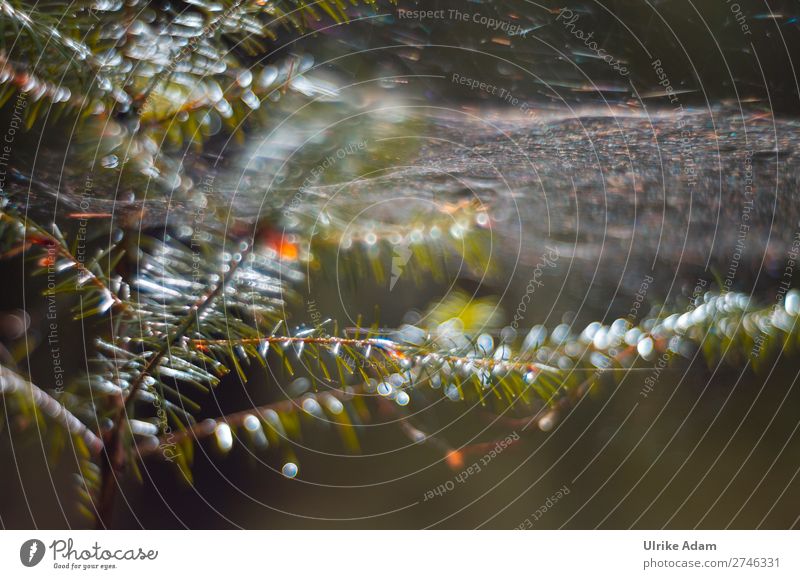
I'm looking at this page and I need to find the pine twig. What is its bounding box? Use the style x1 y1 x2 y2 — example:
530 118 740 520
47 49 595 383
0 363 102 454
0 211 126 311
189 334 554 376
95 241 254 528
136 387 356 459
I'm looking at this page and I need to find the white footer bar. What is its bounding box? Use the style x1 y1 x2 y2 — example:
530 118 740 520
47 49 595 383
1 530 797 577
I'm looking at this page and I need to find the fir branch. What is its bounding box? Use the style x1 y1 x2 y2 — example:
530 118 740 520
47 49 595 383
0 0 386 142
96 237 260 527
190 333 557 379
184 288 800 417
0 363 102 454
0 211 125 313
136 379 475 472
136 385 359 459
122 243 253 415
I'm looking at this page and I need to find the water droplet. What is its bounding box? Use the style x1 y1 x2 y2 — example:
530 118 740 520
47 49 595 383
676 312 692 332
215 98 233 118
214 423 233 452
476 333 494 355
129 419 158 436
236 69 253 88
288 377 311 396
522 325 547 351
101 154 119 169
302 397 322 415
590 352 611 368
592 328 610 350
492 362 509 377
445 384 460 401
282 462 298 478
551 323 570 343
241 90 260 110
243 415 260 432
500 326 516 343
396 391 410 406
493 344 511 361
610 318 629 336
386 373 404 387
786 290 800 316
637 336 654 359
324 397 344 415
624 328 642 346
538 411 556 432
662 314 680 332
581 321 602 343
258 65 278 88
377 382 393 396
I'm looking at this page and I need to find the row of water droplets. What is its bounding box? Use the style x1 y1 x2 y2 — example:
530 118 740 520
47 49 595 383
196 288 800 479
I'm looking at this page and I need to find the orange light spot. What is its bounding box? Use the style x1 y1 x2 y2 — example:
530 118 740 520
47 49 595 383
261 229 299 261
439 199 472 215
68 212 113 219
491 37 512 47
445 450 464 470
277 239 298 261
